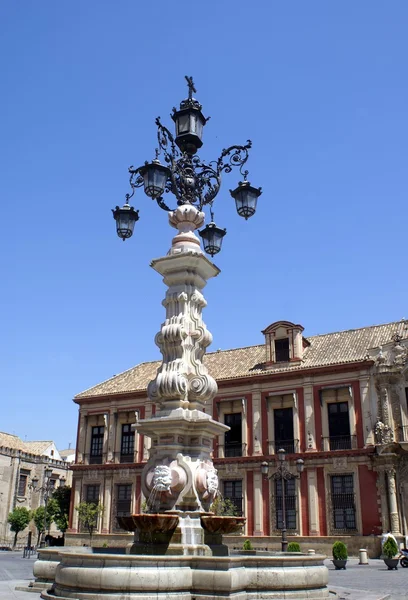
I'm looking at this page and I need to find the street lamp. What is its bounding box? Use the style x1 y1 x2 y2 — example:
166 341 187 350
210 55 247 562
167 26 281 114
112 75 262 255
261 450 304 552
30 466 53 547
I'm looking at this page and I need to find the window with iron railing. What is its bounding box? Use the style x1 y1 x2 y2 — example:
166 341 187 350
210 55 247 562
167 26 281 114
275 479 297 530
224 413 242 457
223 480 243 516
116 484 132 516
90 426 104 464
120 424 135 463
328 402 351 449
274 407 295 453
330 474 356 531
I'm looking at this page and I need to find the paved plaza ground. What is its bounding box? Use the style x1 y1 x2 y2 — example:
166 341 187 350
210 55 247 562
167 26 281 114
0 552 407 599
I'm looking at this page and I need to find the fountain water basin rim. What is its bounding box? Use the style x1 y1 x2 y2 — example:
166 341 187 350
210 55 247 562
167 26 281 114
117 513 179 533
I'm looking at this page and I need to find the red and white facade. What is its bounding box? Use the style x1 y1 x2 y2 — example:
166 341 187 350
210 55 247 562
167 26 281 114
67 319 408 553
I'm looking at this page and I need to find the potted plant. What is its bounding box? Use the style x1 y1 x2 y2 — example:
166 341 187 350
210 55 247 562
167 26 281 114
332 541 348 570
383 537 399 570
287 542 301 552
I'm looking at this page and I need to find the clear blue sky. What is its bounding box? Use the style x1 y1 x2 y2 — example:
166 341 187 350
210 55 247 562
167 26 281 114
1 1 406 449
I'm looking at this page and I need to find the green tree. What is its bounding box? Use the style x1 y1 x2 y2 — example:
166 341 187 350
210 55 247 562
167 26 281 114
75 502 104 545
7 507 31 548
51 486 71 534
210 496 238 516
32 499 59 546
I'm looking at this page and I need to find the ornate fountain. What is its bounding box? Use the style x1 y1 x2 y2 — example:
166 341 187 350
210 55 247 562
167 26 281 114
38 78 329 600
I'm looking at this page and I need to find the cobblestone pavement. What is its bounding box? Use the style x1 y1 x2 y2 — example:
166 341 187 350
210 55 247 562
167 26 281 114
1 552 408 599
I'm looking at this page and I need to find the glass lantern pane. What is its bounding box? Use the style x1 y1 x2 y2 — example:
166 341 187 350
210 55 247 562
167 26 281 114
177 113 190 134
144 165 167 198
195 115 203 139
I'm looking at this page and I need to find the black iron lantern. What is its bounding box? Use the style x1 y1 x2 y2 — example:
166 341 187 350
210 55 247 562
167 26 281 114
198 222 226 256
172 98 207 155
139 159 169 199
112 201 139 241
230 180 262 220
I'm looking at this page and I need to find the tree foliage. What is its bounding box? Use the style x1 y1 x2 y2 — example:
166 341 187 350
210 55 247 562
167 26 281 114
8 506 31 548
51 486 71 533
75 502 104 544
210 496 238 516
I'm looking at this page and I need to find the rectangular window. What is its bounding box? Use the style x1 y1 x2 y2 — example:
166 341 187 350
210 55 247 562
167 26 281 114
274 407 295 453
120 424 135 463
86 485 100 505
18 470 30 496
275 479 296 530
275 338 290 362
223 480 243 516
331 475 356 531
224 413 242 457
90 425 104 464
328 402 351 450
117 484 132 516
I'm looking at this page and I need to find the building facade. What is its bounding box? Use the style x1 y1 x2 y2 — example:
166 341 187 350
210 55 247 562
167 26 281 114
0 434 73 546
67 320 408 552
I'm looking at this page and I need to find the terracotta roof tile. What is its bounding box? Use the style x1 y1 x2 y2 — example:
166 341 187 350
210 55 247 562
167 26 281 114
75 320 408 399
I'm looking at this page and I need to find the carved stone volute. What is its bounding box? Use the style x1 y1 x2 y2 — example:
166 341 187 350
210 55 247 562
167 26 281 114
147 204 219 410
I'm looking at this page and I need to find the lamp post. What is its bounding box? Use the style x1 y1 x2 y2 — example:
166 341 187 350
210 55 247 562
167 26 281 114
112 75 262 253
261 450 304 552
30 466 53 547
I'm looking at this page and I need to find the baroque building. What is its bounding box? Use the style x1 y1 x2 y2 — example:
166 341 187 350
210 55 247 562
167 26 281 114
67 319 408 553
0 434 73 546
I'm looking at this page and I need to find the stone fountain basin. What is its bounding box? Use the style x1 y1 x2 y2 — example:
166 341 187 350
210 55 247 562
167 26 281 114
40 552 330 600
200 515 246 535
117 513 179 533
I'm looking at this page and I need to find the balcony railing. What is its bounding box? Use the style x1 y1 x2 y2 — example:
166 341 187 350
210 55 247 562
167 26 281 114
115 451 138 464
87 453 103 465
321 435 357 451
268 439 299 454
217 443 247 458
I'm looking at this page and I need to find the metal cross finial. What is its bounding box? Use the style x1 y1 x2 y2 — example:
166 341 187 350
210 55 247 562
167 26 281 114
185 75 196 99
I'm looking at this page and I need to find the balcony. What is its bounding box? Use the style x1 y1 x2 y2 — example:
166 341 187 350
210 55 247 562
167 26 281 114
86 453 103 465
321 435 357 451
217 442 247 458
268 439 299 454
115 450 138 464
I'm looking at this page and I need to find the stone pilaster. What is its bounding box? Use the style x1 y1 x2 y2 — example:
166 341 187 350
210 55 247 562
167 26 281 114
303 382 316 450
102 476 113 533
307 469 319 535
77 412 88 464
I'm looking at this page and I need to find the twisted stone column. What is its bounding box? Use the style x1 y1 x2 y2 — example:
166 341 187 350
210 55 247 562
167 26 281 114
387 468 400 535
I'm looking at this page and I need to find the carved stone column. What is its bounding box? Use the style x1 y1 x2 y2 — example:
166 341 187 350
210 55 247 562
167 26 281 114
387 468 400 535
135 204 228 521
